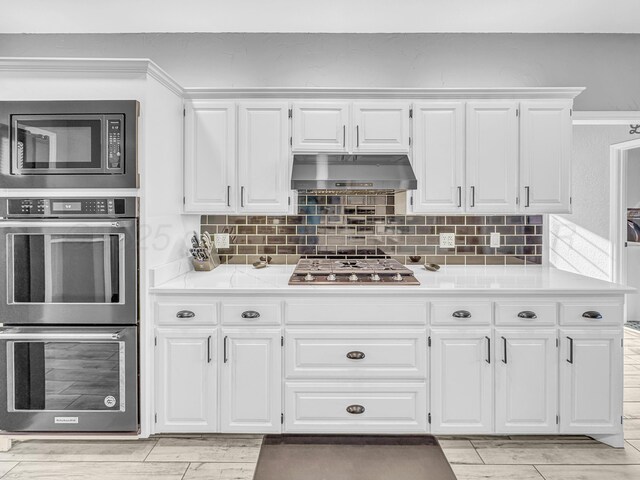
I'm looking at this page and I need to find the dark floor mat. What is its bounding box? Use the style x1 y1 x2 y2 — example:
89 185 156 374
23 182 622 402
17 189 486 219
253 435 457 480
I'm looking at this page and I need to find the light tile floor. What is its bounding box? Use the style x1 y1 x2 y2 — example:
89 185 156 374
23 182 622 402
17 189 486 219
0 328 639 479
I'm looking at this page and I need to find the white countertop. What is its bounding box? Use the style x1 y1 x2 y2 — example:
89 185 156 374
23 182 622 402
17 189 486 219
150 265 634 296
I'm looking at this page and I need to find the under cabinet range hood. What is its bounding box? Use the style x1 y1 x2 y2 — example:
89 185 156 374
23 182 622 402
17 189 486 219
291 154 417 191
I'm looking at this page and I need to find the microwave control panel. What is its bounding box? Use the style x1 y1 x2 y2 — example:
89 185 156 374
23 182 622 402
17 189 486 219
106 115 124 172
4 198 135 218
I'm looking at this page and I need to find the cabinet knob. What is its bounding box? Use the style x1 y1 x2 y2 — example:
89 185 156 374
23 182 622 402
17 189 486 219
346 404 365 415
452 310 472 318
241 310 261 319
176 310 195 319
346 351 366 360
582 311 602 319
517 311 537 319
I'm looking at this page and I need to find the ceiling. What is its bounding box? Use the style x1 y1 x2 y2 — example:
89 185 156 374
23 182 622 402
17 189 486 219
2 0 640 34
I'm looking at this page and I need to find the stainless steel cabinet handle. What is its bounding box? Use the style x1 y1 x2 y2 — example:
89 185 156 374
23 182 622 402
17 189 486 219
241 310 260 319
223 336 229 363
452 310 472 318
346 404 365 415
343 125 346 148
207 336 212 363
240 186 245 208
356 125 360 148
227 185 231 207
470 186 475 207
567 336 574 364
501 336 507 364
457 186 462 207
176 310 195 319
346 351 366 360
485 336 491 364
518 311 537 319
525 186 530 207
582 311 603 319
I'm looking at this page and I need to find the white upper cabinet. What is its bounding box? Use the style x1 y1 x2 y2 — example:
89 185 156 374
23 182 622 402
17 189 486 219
292 102 349 152
411 102 465 213
353 102 411 153
184 101 236 213
520 101 572 213
238 102 291 213
466 101 519 213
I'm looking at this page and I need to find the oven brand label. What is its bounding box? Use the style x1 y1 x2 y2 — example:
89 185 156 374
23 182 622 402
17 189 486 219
104 396 116 408
54 417 79 424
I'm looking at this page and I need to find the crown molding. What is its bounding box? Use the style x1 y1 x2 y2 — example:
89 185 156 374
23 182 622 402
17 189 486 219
572 111 640 125
184 86 585 100
0 57 184 97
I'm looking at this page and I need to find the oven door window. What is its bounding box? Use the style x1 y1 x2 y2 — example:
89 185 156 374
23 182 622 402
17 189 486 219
12 234 124 304
12 117 102 171
9 340 125 412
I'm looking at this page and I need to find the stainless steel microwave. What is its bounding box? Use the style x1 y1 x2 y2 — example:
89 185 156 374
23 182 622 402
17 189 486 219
0 100 138 188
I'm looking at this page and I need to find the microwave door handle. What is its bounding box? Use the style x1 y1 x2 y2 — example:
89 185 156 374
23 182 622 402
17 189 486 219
0 332 122 340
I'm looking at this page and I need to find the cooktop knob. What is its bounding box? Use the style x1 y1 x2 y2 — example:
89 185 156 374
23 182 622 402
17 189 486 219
393 273 403 282
349 273 359 282
327 273 337 281
371 273 381 282
304 273 315 282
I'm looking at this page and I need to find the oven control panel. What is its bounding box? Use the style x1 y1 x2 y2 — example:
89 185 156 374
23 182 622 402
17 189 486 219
3 198 136 218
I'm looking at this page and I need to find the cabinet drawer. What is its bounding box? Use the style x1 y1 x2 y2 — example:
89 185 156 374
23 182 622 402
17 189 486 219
285 329 427 379
286 299 427 325
284 382 427 433
156 297 217 325
560 301 623 326
222 300 281 325
430 301 492 325
495 301 557 326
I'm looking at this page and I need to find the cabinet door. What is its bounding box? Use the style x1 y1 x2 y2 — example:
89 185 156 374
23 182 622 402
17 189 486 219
520 101 572 213
411 102 465 213
466 101 519 213
155 329 216 433
184 101 236 213
353 102 410 153
495 329 558 433
430 329 492 433
292 102 349 152
559 329 623 434
238 102 290 213
220 329 282 433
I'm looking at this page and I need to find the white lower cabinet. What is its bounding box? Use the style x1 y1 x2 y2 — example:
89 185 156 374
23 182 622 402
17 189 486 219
220 329 282 433
559 329 623 434
430 329 493 433
494 329 558 433
155 329 217 432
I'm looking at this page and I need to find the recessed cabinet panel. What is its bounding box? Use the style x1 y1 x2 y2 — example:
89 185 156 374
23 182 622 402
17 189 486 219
495 329 558 433
411 102 465 213
292 102 349 152
238 103 290 213
520 101 572 213
220 329 282 433
155 329 217 433
353 103 410 153
466 101 519 213
184 102 236 213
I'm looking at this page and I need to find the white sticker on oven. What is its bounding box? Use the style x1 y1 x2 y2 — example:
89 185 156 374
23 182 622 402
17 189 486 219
54 417 79 424
104 396 116 408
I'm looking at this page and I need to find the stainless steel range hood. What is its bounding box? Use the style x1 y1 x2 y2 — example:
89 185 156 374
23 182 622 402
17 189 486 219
291 154 417 191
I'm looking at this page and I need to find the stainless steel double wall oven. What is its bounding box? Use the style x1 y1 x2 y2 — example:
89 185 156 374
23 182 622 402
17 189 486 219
0 197 138 432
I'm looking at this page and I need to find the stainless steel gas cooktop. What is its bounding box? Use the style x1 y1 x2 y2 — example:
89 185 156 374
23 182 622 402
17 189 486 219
289 259 420 285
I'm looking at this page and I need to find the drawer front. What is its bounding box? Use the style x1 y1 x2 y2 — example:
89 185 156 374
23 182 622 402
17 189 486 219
285 329 427 379
285 382 427 433
560 301 623 326
156 297 217 325
222 301 281 325
286 299 427 325
495 301 557 326
431 301 492 325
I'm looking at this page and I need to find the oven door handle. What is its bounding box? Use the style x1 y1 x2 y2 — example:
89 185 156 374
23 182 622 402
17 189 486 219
0 332 122 340
0 221 132 229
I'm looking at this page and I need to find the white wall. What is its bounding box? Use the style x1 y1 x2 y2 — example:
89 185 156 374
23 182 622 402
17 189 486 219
627 148 640 208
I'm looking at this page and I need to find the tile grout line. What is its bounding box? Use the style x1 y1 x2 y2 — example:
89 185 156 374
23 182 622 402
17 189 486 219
0 462 20 480
533 464 548 479
142 439 159 463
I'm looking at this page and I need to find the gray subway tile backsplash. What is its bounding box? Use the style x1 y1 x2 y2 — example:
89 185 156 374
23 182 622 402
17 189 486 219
203 192 544 265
